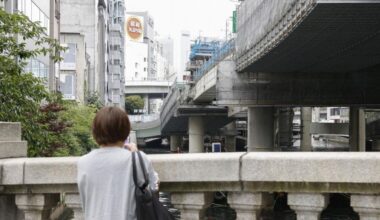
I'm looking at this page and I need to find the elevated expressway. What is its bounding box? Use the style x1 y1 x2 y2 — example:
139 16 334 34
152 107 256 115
225 0 380 106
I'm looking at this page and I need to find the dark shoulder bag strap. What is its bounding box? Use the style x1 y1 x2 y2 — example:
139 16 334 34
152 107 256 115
132 151 150 189
136 151 149 189
132 152 139 187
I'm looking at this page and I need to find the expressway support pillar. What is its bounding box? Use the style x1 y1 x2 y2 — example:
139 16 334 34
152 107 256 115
301 107 312 151
247 107 274 152
188 117 204 153
349 107 366 151
170 135 181 152
143 94 149 114
225 122 236 152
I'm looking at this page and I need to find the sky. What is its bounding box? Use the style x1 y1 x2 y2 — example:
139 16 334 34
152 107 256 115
126 0 238 40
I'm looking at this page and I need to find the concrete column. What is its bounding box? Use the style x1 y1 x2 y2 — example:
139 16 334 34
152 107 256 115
188 117 204 153
247 107 274 152
225 122 236 152
65 193 84 220
171 192 213 220
301 107 312 151
143 94 149 114
228 192 272 220
15 194 59 220
288 193 328 220
351 194 380 220
349 107 366 151
170 135 181 152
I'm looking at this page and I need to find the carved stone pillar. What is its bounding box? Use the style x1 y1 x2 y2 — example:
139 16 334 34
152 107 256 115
171 192 213 220
15 194 59 220
351 194 380 220
228 192 272 220
288 193 328 220
65 193 84 220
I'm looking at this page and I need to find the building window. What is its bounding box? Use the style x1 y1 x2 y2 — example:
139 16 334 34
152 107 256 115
114 59 120 65
330 108 340 116
144 67 146 72
113 74 120 80
144 57 147 62
60 43 76 70
25 59 48 79
135 62 138 68
135 72 138 78
18 0 50 33
59 72 76 100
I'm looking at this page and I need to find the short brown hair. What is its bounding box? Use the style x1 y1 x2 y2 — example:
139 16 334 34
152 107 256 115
92 106 131 146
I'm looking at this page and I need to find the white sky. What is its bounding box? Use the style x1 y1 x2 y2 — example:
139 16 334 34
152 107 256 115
126 0 237 40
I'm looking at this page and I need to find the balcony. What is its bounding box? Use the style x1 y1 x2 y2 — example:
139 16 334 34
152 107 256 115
110 50 122 62
110 64 121 74
109 23 122 33
108 80 120 89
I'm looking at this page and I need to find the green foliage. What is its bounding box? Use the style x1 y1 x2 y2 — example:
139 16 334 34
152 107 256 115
85 91 104 110
38 94 83 157
0 9 70 157
61 102 98 153
125 95 144 114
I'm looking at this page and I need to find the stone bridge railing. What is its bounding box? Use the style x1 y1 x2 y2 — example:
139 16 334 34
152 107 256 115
1 123 380 220
1 152 380 220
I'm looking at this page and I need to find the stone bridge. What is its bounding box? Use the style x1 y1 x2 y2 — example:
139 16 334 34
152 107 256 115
1 123 380 220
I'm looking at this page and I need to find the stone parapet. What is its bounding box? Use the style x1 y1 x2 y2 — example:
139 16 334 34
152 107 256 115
1 152 380 219
0 122 22 141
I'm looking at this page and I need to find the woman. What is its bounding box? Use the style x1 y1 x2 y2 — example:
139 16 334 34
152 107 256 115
77 106 159 220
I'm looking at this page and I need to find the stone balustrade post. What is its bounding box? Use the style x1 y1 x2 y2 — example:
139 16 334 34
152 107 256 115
65 193 84 220
351 194 380 220
228 192 272 220
0 122 27 159
171 192 213 220
288 193 328 220
15 194 59 220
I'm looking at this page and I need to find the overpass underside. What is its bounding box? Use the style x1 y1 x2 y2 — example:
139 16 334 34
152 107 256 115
161 105 232 136
234 0 380 106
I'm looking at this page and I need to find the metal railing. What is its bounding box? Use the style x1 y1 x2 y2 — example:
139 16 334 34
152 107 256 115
193 39 235 82
129 114 160 123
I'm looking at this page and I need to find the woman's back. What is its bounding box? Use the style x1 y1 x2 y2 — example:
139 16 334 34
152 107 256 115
77 147 136 220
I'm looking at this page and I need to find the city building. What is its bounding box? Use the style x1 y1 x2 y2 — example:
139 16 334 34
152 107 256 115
157 36 176 82
124 12 171 115
60 0 105 101
126 11 156 79
60 33 90 103
2 0 60 92
125 42 148 81
107 0 125 107
313 107 349 123
177 30 191 82
60 0 125 107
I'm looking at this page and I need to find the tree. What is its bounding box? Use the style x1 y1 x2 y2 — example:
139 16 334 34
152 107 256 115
125 95 144 114
61 102 98 153
0 8 66 156
85 91 104 110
